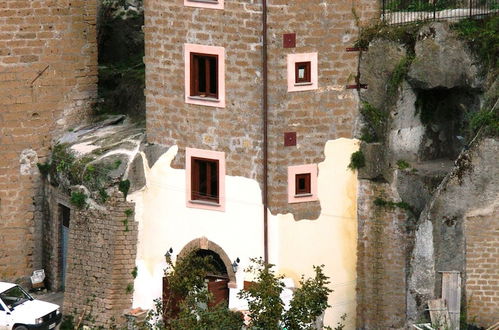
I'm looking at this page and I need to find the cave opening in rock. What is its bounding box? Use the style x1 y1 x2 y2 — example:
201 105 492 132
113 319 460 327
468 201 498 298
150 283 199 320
414 87 481 160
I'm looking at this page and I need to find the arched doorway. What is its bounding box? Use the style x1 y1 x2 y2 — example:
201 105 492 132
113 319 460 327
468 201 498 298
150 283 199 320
163 238 236 315
177 237 237 285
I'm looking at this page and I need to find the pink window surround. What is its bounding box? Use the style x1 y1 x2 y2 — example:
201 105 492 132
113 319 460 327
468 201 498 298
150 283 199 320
184 0 224 10
288 164 318 204
186 147 226 212
287 52 318 92
185 44 226 108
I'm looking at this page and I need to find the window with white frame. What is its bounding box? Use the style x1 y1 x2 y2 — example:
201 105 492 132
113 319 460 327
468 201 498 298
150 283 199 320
186 148 226 211
185 44 226 108
287 53 318 92
288 164 318 203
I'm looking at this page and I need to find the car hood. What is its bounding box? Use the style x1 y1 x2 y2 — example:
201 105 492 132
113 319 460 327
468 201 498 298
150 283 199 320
11 299 59 322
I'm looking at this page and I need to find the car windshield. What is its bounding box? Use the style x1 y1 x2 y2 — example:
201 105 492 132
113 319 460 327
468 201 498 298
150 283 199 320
0 286 32 310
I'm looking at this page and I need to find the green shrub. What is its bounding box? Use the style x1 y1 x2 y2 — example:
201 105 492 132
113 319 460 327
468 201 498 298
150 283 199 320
397 160 410 170
348 151 366 170
119 179 130 199
70 192 87 209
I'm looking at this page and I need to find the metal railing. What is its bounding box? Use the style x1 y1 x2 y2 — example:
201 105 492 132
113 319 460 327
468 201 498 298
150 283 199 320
381 0 498 24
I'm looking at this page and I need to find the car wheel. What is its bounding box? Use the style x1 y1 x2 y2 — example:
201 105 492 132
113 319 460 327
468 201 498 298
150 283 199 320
14 326 29 330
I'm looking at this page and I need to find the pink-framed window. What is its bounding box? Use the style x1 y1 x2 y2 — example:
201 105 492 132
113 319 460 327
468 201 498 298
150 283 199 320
185 44 226 108
184 0 224 10
287 53 318 92
288 164 318 204
186 148 226 211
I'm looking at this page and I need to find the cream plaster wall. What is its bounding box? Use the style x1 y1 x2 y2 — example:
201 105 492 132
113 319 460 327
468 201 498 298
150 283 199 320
130 138 359 328
269 138 359 328
129 145 264 310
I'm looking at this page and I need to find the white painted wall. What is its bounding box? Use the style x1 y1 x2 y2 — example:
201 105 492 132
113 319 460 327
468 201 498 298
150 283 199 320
130 138 359 328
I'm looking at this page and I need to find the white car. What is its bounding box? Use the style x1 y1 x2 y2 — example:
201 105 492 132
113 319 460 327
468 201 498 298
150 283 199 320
0 282 61 330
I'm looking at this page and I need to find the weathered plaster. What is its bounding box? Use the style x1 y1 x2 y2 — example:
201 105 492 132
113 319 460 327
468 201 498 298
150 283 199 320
130 138 359 328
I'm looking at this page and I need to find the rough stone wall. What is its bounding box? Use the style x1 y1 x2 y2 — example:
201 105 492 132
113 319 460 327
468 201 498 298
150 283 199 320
0 0 98 282
465 209 499 327
407 138 499 323
64 191 138 327
356 180 411 329
145 0 378 220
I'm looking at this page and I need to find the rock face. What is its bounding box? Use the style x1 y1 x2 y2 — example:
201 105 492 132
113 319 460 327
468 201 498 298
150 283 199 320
408 23 483 90
407 138 499 324
356 20 498 329
360 39 407 110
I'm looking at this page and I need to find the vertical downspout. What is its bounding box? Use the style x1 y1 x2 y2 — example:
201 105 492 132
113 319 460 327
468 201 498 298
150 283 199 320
262 0 269 264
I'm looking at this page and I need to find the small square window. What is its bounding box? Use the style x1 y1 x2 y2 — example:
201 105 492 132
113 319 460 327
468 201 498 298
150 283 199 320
295 173 311 196
191 157 219 203
191 53 219 99
287 53 318 92
295 62 311 85
186 148 225 211
288 164 318 204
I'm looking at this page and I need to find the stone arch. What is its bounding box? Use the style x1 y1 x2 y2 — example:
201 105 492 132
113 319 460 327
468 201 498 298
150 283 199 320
177 237 236 287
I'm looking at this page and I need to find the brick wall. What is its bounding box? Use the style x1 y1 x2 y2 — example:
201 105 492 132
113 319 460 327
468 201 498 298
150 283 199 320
63 191 138 327
266 0 377 219
465 210 499 327
356 180 411 329
145 0 378 220
0 0 97 282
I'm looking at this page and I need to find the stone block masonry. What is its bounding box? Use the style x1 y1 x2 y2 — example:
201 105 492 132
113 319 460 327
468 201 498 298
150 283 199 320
0 0 98 282
356 180 411 329
63 191 138 328
145 0 378 220
465 210 499 327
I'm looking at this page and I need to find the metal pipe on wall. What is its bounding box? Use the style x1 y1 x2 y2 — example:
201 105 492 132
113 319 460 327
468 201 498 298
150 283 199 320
262 0 269 264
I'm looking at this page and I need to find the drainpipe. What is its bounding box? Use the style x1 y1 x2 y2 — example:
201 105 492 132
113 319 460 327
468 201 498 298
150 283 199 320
262 0 269 264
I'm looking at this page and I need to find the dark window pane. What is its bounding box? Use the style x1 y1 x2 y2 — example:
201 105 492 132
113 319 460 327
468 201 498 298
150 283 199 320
192 158 219 203
198 57 206 94
298 177 306 190
209 57 217 95
295 173 311 195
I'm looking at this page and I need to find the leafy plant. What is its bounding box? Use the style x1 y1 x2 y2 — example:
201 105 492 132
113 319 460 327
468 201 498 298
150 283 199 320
145 251 244 330
388 55 414 97
98 188 109 203
238 258 285 330
360 127 376 143
37 162 51 177
348 151 366 170
452 16 499 72
355 22 422 52
131 266 138 279
374 197 413 212
126 283 134 294
468 107 499 137
283 265 332 330
397 159 411 170
119 179 131 199
360 102 388 139
70 192 87 209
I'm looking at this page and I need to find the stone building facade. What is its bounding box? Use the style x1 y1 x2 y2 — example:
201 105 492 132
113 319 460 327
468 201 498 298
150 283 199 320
145 0 378 221
0 0 98 282
139 0 378 328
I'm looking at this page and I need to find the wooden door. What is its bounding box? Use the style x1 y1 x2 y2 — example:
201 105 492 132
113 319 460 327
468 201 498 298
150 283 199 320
207 279 229 308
